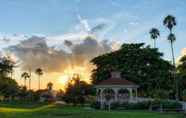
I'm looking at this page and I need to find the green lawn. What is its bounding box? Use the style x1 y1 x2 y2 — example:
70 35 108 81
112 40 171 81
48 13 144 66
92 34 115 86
0 102 183 118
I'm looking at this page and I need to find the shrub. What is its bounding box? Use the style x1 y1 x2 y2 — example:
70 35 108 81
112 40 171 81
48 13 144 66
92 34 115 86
126 101 150 110
182 89 186 101
151 100 182 109
110 102 120 109
90 101 101 109
91 100 182 110
161 101 182 109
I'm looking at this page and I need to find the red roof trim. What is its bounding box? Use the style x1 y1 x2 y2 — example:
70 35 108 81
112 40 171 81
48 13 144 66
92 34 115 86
97 78 137 86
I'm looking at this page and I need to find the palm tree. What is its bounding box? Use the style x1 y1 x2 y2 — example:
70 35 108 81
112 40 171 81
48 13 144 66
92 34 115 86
163 15 176 33
21 72 30 88
149 28 160 48
163 15 178 100
35 68 43 90
163 15 176 66
28 68 32 90
167 33 176 66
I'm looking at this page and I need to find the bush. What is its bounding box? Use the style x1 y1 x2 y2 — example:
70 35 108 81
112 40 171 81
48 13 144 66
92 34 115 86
91 100 182 110
90 101 101 109
151 100 182 109
110 102 120 109
182 89 186 101
91 101 150 110
162 101 182 109
126 101 150 110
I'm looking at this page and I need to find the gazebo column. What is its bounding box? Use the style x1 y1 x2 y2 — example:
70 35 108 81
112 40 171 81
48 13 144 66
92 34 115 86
100 88 104 109
135 88 138 100
96 89 100 101
113 88 118 102
129 88 133 101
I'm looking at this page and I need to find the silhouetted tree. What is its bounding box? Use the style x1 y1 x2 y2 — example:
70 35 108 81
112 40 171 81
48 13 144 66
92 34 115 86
163 15 176 33
177 55 186 99
163 15 176 67
21 72 30 88
0 56 15 78
35 68 43 90
178 55 186 76
0 56 19 100
149 28 160 48
63 75 92 105
47 82 53 91
163 15 178 100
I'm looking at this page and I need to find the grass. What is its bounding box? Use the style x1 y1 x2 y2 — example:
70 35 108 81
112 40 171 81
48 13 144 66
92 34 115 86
0 102 183 118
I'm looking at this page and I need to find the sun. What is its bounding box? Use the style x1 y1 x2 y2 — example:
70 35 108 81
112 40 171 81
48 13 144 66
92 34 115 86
57 66 92 90
58 75 70 85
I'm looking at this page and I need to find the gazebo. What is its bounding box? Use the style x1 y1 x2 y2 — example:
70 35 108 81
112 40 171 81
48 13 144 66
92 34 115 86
95 71 139 108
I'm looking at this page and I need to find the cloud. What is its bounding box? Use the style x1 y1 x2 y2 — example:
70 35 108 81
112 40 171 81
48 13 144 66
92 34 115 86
91 23 107 34
176 48 186 64
0 34 27 49
6 35 115 73
77 14 91 32
7 36 70 72
3 14 122 74
181 48 186 56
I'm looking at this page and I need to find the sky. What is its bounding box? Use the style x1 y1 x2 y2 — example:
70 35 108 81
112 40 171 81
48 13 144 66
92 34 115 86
0 0 186 90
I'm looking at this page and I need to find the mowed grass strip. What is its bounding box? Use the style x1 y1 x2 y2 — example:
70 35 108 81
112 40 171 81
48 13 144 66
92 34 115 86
0 103 183 118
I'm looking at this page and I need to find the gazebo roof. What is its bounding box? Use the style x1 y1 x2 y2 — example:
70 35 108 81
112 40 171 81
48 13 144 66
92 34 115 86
95 71 138 88
97 78 137 86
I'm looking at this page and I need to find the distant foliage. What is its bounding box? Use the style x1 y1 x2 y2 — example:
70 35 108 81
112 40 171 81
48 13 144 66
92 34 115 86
0 56 19 100
62 75 93 105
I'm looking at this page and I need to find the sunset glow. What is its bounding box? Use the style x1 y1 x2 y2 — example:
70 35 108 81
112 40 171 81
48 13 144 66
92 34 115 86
57 66 92 90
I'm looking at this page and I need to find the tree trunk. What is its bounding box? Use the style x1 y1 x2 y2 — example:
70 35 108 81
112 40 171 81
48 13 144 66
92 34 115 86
170 41 178 100
171 41 175 67
154 39 156 48
29 78 31 90
38 76 40 90
24 78 26 87
29 68 31 90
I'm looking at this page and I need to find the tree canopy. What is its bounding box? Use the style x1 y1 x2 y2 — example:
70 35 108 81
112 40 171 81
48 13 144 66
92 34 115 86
0 56 19 100
63 75 92 105
91 43 173 97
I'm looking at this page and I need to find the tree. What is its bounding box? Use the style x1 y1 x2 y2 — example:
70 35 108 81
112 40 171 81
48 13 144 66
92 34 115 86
47 82 53 91
177 55 186 99
17 86 29 100
149 28 160 48
163 15 178 100
163 15 176 67
91 43 173 98
28 68 32 90
0 77 19 101
178 55 186 76
0 56 15 78
0 56 19 100
167 33 176 66
163 15 176 33
63 75 92 105
35 68 43 90
21 72 30 88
